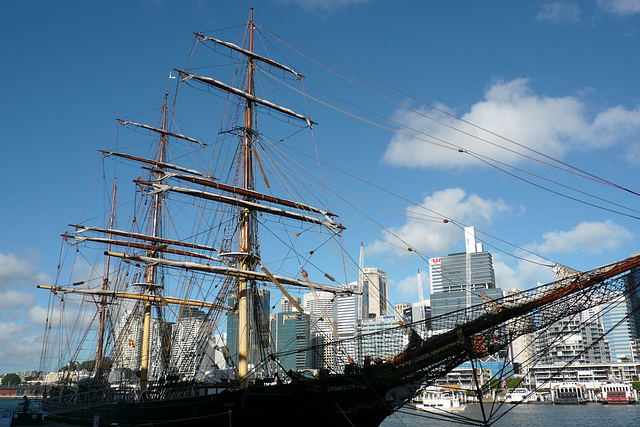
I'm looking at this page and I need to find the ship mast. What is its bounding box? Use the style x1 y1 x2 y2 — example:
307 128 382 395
237 8 256 389
95 178 117 376
140 89 170 392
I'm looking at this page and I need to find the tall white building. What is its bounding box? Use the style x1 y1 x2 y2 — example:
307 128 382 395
333 282 365 366
110 309 166 382
170 307 214 380
303 290 337 369
363 268 389 318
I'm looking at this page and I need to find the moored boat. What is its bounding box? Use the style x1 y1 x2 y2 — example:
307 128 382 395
600 383 638 404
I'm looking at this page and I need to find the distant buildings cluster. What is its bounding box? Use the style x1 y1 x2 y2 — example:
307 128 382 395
6 226 639 391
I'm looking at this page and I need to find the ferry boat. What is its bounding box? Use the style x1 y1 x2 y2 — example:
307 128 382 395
600 383 638 404
415 387 466 411
551 382 588 404
504 387 531 404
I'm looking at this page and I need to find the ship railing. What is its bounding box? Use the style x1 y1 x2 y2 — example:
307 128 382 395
42 388 137 413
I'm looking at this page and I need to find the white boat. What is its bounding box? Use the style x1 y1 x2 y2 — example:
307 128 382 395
416 388 466 411
504 387 531 404
600 383 638 404
550 382 588 404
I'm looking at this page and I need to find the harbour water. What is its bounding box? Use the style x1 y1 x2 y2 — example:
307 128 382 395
2 400 639 426
380 403 640 427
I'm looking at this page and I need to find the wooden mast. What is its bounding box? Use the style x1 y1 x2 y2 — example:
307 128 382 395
140 89 170 392
95 178 117 376
237 8 256 390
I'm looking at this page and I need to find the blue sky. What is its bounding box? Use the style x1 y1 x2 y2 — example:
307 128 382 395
1 0 639 374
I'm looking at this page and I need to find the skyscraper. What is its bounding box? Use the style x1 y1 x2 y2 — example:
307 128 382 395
363 267 388 317
271 312 312 373
226 288 271 370
429 226 501 318
602 296 639 362
303 290 337 370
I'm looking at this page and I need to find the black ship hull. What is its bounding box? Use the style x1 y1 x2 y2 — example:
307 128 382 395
45 375 409 427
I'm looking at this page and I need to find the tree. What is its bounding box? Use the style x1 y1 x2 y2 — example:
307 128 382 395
1 373 22 386
506 377 524 389
79 360 96 371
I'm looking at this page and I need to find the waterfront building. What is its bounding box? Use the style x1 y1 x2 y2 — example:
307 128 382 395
534 268 611 365
434 365 494 391
526 362 640 388
534 308 611 365
363 267 389 317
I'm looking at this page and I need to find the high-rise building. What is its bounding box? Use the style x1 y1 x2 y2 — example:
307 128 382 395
226 288 271 370
271 312 312 373
280 296 302 313
110 309 167 382
602 296 639 362
429 228 495 294
170 307 213 380
429 227 501 318
534 308 611 365
363 268 388 317
360 315 404 360
334 282 366 366
533 268 611 365
303 290 337 370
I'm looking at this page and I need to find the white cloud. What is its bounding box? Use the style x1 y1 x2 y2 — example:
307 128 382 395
368 188 511 258
0 252 51 288
0 290 35 309
597 0 640 16
534 220 632 254
383 78 640 170
395 271 427 297
494 254 556 290
536 2 581 24
0 321 42 372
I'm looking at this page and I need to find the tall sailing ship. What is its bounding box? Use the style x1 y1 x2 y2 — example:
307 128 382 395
38 11 640 427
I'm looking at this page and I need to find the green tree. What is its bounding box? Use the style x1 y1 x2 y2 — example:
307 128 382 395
506 377 524 389
79 360 96 371
1 373 22 386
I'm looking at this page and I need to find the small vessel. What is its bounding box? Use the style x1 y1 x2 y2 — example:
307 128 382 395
36 9 640 427
415 387 466 411
504 387 531 404
551 382 588 404
600 383 638 404
10 400 47 426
